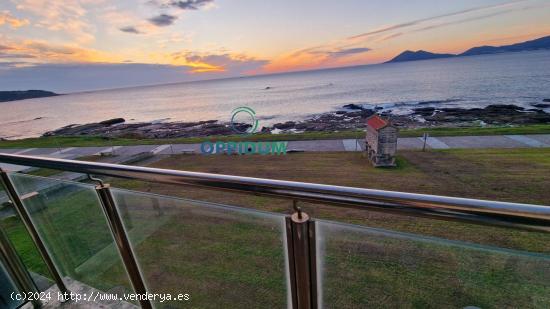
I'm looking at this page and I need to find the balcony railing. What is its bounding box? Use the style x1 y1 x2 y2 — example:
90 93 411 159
0 152 549 308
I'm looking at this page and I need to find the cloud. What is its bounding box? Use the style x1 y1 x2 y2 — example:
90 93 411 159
0 11 30 28
0 63 195 92
152 0 215 10
0 62 16 68
266 45 371 72
14 0 96 44
266 0 540 73
0 52 36 59
148 14 177 26
411 4 536 34
348 0 527 40
157 33 194 48
100 6 161 36
0 54 268 92
144 0 215 29
0 39 119 63
324 47 371 57
171 51 268 73
377 32 403 42
169 0 215 10
119 26 142 34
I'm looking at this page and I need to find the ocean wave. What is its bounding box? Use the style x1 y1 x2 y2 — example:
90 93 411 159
381 99 463 108
417 99 462 105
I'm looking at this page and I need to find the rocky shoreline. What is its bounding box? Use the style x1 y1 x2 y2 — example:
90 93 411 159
43 101 550 139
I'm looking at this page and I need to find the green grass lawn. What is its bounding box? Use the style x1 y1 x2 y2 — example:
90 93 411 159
0 176 132 294
1 124 550 148
25 168 63 178
2 148 550 308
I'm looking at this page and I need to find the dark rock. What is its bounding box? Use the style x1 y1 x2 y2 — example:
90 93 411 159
419 104 549 125
439 108 462 112
343 103 365 110
41 100 550 139
413 107 435 116
532 103 550 108
230 123 252 133
264 86 272 90
345 110 373 117
273 121 296 130
543 99 550 102
485 104 524 110
99 118 125 126
294 123 309 130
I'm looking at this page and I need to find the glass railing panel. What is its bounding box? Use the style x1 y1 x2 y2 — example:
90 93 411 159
0 205 54 292
0 260 24 309
7 173 133 295
316 220 550 308
110 187 290 308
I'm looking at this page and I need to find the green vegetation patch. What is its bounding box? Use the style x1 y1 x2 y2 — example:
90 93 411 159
1 124 549 148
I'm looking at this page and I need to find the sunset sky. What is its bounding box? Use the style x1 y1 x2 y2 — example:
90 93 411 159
1 0 549 92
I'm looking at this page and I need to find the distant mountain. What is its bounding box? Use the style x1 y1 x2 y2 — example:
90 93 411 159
387 35 550 63
0 90 59 103
460 35 550 56
386 50 454 63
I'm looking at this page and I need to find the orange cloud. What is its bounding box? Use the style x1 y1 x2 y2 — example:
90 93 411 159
0 11 30 28
169 51 267 74
15 0 96 44
170 52 224 72
265 45 375 73
1 38 120 63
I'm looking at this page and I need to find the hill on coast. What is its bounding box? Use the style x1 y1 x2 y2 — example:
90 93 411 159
387 35 550 63
0 90 59 103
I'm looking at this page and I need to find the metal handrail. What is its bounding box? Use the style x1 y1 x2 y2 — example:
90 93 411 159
1 152 549 232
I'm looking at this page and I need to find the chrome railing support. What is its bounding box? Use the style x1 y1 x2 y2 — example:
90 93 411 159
0 169 69 297
286 205 318 309
0 221 41 308
94 183 152 309
1 153 549 232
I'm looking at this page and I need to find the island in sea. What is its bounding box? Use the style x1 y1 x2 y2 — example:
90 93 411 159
387 35 550 63
0 90 59 103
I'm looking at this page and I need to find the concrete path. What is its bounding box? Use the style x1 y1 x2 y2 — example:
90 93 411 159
0 134 549 172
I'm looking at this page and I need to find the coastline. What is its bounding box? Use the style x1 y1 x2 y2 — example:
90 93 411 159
37 102 550 140
2 51 549 141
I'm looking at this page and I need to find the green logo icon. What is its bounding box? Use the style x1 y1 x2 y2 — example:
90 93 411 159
230 106 259 134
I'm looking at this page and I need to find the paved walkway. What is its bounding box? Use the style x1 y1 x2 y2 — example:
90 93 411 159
0 134 549 173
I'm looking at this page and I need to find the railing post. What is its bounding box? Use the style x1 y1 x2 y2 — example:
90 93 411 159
0 169 69 297
94 183 152 309
286 204 318 309
0 221 42 308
